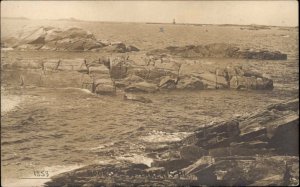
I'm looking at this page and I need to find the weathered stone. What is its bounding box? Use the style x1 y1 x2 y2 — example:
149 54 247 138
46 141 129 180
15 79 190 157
230 76 273 90
176 76 205 90
126 66 149 80
125 82 158 93
88 65 110 75
94 78 116 95
110 57 132 79
148 68 170 81
198 73 229 89
58 59 87 72
158 76 177 89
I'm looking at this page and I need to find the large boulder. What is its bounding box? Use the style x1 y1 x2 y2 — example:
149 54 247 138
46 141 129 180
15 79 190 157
7 26 135 52
17 27 46 45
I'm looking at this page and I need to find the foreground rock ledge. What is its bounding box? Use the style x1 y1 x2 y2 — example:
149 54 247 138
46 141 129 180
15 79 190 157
45 99 299 186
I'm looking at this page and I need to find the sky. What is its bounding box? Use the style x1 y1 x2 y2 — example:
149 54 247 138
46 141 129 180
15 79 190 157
1 1 299 26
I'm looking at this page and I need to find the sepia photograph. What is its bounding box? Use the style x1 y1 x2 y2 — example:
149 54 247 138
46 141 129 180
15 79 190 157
1 0 299 186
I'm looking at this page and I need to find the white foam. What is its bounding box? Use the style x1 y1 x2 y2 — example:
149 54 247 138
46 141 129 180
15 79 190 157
117 154 153 167
140 130 192 143
1 95 22 115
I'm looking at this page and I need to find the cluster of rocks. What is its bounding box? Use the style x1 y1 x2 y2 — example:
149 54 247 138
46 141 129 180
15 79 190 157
1 57 116 95
147 43 287 60
45 99 299 186
109 55 274 92
2 26 139 52
1 54 275 97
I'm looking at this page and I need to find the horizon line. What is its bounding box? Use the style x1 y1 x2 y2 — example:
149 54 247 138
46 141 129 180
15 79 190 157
1 16 298 28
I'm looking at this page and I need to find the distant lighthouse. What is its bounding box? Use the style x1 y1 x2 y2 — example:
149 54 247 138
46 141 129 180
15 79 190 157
173 18 176 24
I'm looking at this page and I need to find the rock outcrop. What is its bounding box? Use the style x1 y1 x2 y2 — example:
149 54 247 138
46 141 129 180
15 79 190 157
108 55 274 91
147 43 287 60
2 26 139 52
1 54 275 92
1 57 116 95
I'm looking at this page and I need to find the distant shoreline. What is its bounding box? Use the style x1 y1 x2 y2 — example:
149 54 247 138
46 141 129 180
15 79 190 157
1 17 297 28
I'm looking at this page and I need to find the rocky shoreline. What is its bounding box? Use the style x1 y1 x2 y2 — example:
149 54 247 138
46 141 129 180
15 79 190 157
1 26 297 187
44 99 299 186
